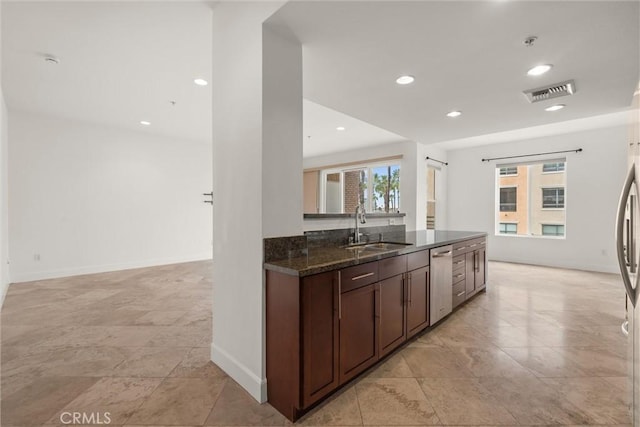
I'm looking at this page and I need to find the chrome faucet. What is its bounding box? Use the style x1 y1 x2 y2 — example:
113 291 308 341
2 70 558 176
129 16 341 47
354 203 367 244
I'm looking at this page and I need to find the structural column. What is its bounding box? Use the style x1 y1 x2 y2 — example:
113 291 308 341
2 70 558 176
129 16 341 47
211 1 302 403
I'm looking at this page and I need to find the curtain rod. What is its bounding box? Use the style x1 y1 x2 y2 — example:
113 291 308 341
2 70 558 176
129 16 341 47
481 148 582 163
425 156 448 166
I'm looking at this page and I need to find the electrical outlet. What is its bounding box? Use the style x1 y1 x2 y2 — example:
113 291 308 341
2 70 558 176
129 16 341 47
388 218 395 225
33 254 40 261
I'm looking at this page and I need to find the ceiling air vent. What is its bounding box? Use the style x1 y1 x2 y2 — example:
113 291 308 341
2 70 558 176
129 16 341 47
523 80 576 103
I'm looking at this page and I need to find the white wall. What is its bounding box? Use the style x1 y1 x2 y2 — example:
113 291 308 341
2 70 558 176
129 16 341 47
211 1 294 404
8 111 212 283
304 140 448 232
262 26 303 237
417 143 448 230
0 1 9 306
0 91 8 304
447 125 627 273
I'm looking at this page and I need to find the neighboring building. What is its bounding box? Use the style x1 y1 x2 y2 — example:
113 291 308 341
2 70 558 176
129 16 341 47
497 162 566 237
530 162 566 236
497 165 528 235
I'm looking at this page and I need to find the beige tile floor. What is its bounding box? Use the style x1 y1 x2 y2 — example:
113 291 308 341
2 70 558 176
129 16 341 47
0 260 632 426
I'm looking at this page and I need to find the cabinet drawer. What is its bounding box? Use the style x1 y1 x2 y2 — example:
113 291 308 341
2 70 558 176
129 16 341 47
340 262 379 293
452 283 466 308
467 239 485 251
452 269 466 283
379 255 407 281
407 250 429 271
453 255 466 272
453 241 470 255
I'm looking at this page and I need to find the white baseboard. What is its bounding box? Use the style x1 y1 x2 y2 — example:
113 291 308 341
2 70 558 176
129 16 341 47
489 256 619 274
211 342 267 403
9 252 213 284
0 279 9 308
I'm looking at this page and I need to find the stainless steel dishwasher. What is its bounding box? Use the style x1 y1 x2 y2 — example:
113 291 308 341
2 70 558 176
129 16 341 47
430 245 453 325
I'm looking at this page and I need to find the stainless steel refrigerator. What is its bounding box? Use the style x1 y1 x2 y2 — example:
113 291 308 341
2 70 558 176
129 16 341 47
617 87 640 426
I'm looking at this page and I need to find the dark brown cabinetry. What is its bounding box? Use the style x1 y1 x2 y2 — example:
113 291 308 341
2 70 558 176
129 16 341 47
379 274 406 357
476 246 486 290
338 261 380 382
466 240 486 297
302 272 339 408
452 237 487 308
378 255 407 357
406 265 429 338
266 235 486 422
266 269 339 421
339 283 379 382
452 254 466 308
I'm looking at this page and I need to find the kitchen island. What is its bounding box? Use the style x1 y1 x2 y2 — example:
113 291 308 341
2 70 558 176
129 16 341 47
264 229 487 421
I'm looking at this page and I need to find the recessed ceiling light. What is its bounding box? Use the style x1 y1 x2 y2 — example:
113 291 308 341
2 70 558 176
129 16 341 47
396 75 415 85
527 64 553 76
140 120 151 126
545 104 565 112
194 78 208 86
336 126 346 131
446 110 462 118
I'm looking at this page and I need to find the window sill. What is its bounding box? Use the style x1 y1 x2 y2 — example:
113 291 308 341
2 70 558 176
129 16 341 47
494 233 566 240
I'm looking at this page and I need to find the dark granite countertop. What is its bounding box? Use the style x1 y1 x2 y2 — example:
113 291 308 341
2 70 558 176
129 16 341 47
304 212 406 219
264 230 487 277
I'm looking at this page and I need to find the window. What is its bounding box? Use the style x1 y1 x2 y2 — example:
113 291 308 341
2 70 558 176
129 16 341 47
499 187 517 212
495 161 566 238
543 162 565 173
499 223 517 234
371 165 400 212
426 166 437 229
321 162 400 213
542 224 565 236
343 169 368 214
499 167 518 176
542 187 565 208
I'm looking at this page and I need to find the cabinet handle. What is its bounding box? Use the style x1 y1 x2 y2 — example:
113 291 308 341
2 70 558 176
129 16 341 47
351 272 374 281
457 291 466 297
408 272 412 305
433 250 452 257
375 286 381 320
454 260 464 266
474 252 479 272
470 243 477 248
454 273 464 279
455 246 466 251
338 271 342 320
402 274 406 305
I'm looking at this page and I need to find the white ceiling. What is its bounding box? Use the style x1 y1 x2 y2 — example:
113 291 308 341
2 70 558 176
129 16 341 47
268 0 640 149
2 1 639 155
1 1 213 143
303 99 407 157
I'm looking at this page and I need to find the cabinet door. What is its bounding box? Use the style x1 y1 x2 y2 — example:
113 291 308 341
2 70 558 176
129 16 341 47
379 274 406 357
465 252 475 296
407 266 429 338
475 248 486 289
302 272 339 407
340 284 379 384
